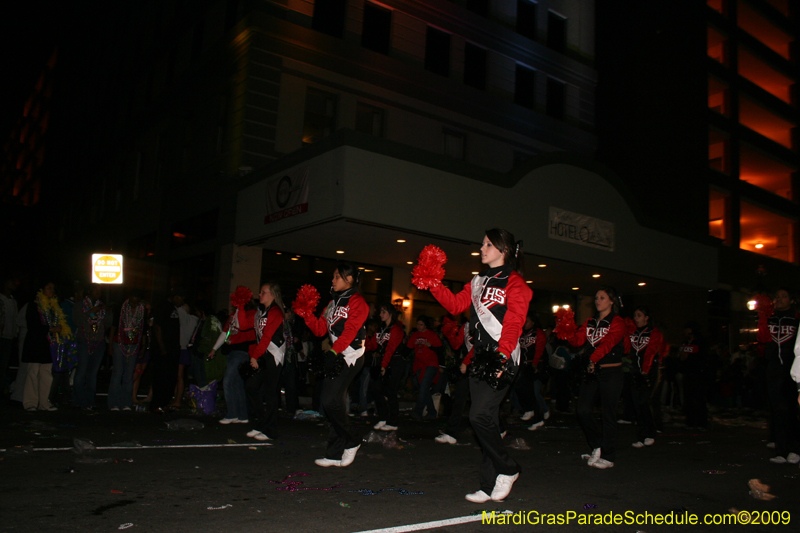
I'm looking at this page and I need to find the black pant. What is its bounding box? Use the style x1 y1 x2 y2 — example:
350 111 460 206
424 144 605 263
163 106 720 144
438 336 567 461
576 366 624 462
245 356 283 438
320 356 364 460
373 356 403 425
280 359 299 413
469 377 520 494
682 370 708 428
630 374 656 441
445 372 471 438
514 364 537 412
150 350 179 411
766 360 800 457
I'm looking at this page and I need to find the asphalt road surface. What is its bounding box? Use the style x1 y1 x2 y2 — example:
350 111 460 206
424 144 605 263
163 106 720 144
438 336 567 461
2 401 798 533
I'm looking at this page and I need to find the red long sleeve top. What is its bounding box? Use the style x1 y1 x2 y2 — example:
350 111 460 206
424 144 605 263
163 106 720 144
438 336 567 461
408 329 441 371
238 305 284 360
568 313 627 364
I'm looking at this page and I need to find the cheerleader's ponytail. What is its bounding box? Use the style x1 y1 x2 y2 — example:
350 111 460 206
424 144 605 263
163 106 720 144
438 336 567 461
485 228 525 276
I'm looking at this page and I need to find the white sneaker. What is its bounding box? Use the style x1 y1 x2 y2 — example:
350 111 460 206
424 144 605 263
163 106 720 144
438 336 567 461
520 411 535 421
122 406 132 411
315 457 342 467
373 420 386 430
617 419 632 424
465 490 491 503
360 411 368 417
543 411 550 420
581 448 601 465
528 421 544 431
644 438 655 446
253 432 271 441
787 453 800 464
591 458 614 469
234 419 249 424
380 424 398 431
770 456 788 464
766 442 776 449
499 430 507 439
110 407 120 412
246 429 261 438
219 418 238 425
341 444 360 466
632 441 645 448
490 473 519 501
435 433 457 444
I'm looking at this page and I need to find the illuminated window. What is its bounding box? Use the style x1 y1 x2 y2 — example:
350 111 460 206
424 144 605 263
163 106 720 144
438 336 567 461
737 1 793 60
707 0 727 15
547 11 566 53
302 88 337 144
546 77 565 120
740 201 798 263
464 42 487 90
709 128 731 174
425 27 451 77
517 1 537 41
738 94 796 149
708 76 730 116
355 102 384 137
362 2 391 55
707 27 729 66
709 189 731 244
762 0 789 16
740 143 795 201
313 0 346 39
514 64 536 109
737 46 794 105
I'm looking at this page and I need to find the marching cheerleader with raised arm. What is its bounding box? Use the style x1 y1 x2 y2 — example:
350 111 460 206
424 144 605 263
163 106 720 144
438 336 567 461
293 263 368 468
413 228 532 503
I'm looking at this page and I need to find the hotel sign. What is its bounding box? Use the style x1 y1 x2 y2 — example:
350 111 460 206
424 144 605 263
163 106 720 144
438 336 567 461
264 167 309 224
549 207 615 251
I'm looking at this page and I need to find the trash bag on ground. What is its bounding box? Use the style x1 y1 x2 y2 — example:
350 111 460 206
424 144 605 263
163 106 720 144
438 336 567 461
73 438 96 454
189 380 217 415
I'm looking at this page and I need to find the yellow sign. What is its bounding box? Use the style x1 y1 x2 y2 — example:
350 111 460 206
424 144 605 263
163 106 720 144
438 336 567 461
91 254 123 284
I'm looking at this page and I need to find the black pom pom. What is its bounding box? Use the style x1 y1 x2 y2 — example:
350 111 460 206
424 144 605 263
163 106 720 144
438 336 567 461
469 347 518 390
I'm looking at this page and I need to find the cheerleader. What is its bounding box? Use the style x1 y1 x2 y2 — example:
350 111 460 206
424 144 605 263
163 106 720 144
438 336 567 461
679 321 709 430
372 304 405 432
408 315 443 419
756 288 800 464
627 306 666 448
299 264 368 467
418 228 532 503
513 314 548 429
564 287 627 469
237 282 285 441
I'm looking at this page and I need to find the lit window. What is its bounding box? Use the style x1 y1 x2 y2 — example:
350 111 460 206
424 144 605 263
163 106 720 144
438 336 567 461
708 128 730 174
737 47 794 105
737 1 793 60
739 94 796 149
740 201 798 263
302 88 337 144
739 143 795 201
707 27 729 65
706 0 726 15
708 76 730 116
708 188 731 244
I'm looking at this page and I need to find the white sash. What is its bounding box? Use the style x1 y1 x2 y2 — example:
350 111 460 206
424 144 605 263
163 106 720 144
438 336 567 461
329 332 365 366
470 275 521 365
267 340 286 366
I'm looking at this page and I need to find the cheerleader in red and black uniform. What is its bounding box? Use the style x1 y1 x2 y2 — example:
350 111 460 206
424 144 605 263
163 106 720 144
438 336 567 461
371 304 405 432
513 314 548 429
418 228 532 503
563 287 627 469
236 282 285 441
408 315 443 420
756 288 800 464
300 263 368 468
627 306 666 448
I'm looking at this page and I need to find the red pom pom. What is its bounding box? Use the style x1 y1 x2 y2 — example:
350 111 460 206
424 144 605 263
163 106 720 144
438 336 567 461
292 285 321 319
554 308 577 340
441 317 459 340
411 245 447 290
624 317 637 335
230 286 253 309
755 294 774 319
